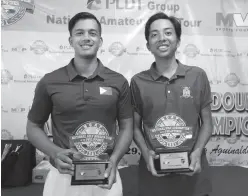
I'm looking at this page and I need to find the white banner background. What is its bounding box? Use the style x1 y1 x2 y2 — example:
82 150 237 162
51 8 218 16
1 0 248 167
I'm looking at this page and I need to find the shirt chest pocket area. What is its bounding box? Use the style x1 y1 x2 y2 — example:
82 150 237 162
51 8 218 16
51 84 79 114
90 86 118 111
175 86 200 116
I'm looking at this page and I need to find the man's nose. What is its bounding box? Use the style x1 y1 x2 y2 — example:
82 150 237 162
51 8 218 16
81 32 91 40
158 32 166 41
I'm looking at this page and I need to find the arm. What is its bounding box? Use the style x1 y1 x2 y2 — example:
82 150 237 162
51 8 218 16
133 107 164 177
26 77 57 156
189 104 213 174
100 79 133 189
130 78 149 163
110 79 134 164
193 104 213 154
133 112 149 164
193 70 213 154
110 118 133 164
26 120 63 160
27 78 75 174
27 120 75 175
130 78 164 176
189 70 213 174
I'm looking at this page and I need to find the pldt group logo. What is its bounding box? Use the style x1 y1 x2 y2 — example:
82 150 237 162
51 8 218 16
87 0 141 11
87 0 102 10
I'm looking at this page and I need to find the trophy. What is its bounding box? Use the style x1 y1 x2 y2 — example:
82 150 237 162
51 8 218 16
70 121 114 185
146 114 194 174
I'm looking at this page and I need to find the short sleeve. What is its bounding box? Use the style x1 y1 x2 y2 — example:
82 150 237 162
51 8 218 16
28 76 52 125
200 70 212 110
130 78 143 116
117 79 133 120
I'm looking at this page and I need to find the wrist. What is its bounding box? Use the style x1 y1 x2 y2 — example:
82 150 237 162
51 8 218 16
109 155 118 166
192 148 203 157
141 147 150 163
50 146 63 160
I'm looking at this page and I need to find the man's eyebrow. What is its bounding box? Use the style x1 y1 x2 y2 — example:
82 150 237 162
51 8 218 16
164 27 173 30
150 30 158 33
150 28 173 32
74 28 98 32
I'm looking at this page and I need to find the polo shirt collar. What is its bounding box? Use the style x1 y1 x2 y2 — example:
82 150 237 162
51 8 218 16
66 58 106 81
149 59 186 80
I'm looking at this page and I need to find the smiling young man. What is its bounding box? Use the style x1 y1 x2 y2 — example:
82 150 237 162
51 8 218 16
130 12 213 196
27 12 133 196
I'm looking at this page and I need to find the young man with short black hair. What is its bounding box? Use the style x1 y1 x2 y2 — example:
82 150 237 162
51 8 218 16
131 12 213 196
27 12 133 196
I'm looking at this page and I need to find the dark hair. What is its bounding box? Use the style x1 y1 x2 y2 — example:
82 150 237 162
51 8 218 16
145 12 181 42
68 12 102 36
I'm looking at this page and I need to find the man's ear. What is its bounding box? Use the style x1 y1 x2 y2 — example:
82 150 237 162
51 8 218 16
146 42 150 51
99 37 103 47
177 40 181 48
69 37 72 47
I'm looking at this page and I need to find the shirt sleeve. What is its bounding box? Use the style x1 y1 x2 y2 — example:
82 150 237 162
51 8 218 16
117 79 133 120
130 78 143 116
200 70 212 110
28 76 52 125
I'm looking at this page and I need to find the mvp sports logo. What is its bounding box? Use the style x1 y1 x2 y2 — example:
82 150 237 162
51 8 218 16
216 12 248 32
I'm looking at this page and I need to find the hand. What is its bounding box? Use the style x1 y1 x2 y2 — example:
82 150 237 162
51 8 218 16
98 160 117 190
181 149 202 176
145 150 166 177
54 148 79 175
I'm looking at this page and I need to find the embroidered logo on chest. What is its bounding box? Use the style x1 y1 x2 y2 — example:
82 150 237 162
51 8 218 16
180 86 192 98
99 87 112 95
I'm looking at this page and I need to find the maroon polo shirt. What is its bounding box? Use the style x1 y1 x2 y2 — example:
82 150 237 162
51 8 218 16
28 58 132 153
130 60 212 153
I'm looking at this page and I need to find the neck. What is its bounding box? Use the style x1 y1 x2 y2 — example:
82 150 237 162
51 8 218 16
73 55 98 78
154 55 178 78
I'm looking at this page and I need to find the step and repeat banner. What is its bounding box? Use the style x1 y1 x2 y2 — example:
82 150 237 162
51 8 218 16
1 0 248 167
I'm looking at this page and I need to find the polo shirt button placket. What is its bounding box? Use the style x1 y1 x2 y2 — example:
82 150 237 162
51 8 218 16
85 89 91 101
83 81 90 101
167 89 172 101
85 89 90 101
166 81 173 104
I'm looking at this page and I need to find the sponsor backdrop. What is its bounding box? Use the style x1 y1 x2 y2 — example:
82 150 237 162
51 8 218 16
1 0 248 167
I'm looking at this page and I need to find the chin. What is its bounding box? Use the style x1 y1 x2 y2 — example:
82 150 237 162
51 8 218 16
152 50 172 58
156 53 173 59
158 54 171 58
78 51 97 59
81 54 96 59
